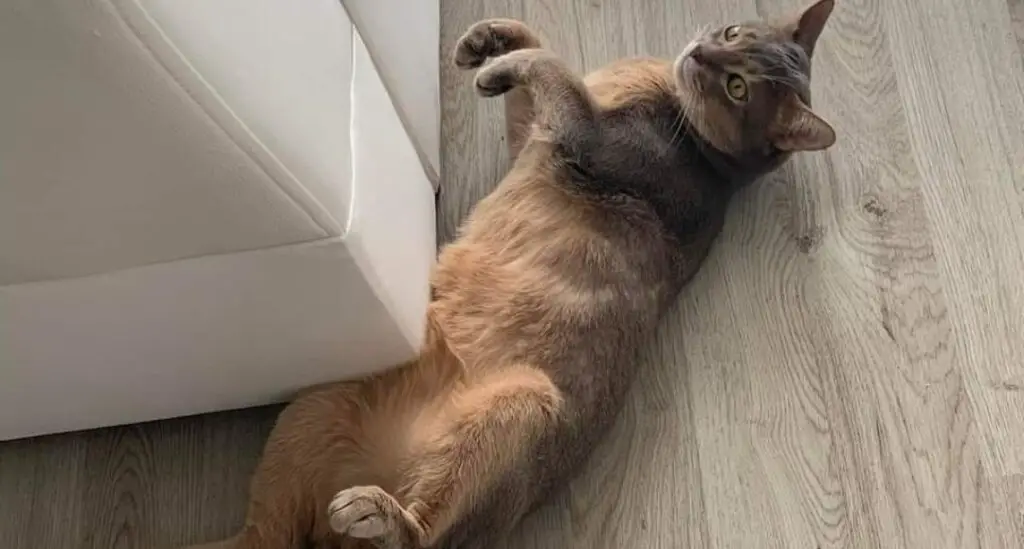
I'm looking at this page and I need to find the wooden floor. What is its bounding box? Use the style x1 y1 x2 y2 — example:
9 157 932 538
3 0 1024 547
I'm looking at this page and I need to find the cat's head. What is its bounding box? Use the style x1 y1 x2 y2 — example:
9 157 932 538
673 0 837 164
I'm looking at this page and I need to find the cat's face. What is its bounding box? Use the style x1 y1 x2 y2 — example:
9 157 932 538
673 0 837 159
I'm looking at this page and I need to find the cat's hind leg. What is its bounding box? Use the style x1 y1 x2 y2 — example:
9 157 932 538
179 377 406 549
328 365 563 548
452 19 542 161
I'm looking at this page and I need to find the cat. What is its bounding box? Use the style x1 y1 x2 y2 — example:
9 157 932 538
181 1 836 547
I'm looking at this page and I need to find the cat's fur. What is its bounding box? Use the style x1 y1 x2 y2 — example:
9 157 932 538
182 1 836 548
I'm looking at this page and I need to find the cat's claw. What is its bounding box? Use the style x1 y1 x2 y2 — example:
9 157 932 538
328 486 393 539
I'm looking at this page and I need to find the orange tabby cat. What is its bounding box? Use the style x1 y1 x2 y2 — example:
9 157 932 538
182 1 836 547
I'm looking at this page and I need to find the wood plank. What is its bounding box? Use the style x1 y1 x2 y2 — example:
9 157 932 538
0 1 1021 547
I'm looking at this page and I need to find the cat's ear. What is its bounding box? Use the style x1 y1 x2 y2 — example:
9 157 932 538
786 0 835 55
769 93 836 152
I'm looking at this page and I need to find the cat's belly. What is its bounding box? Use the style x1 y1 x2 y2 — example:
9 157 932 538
431 294 652 371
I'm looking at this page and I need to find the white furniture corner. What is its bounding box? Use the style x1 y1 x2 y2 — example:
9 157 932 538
0 0 440 440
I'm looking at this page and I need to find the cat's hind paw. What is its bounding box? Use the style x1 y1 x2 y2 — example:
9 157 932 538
328 485 397 540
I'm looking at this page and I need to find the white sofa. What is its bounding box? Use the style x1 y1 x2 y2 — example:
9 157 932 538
0 0 439 440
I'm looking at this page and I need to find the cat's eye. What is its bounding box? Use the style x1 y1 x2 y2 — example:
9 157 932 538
725 74 748 101
723 26 740 41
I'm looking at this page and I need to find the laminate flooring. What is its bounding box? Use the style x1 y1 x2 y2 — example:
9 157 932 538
2 0 1023 547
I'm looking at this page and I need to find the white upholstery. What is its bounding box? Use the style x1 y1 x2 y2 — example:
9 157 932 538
0 0 438 440
344 0 441 180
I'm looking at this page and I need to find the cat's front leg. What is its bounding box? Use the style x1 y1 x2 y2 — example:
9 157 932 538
453 19 544 160
472 48 596 154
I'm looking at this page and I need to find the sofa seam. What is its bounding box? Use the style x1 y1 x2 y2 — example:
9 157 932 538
341 2 440 189
0 234 346 290
108 0 344 238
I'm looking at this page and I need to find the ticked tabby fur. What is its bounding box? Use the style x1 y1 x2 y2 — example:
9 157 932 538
182 1 837 547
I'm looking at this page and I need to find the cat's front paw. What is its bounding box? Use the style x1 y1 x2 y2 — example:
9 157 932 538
328 485 399 540
453 18 540 69
474 63 517 97
473 49 559 97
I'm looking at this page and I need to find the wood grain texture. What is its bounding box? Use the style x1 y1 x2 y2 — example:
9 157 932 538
1 0 1022 547
1009 0 1024 74
0 406 279 549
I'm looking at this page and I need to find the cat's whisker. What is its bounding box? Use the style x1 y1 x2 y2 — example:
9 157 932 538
673 92 712 159
667 111 684 149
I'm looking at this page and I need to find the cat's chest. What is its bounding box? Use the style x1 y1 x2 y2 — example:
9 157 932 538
576 115 731 255
589 118 694 188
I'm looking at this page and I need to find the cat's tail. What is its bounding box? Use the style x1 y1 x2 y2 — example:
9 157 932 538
179 538 236 549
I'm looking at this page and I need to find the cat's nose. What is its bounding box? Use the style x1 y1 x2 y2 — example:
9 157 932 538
689 44 709 65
